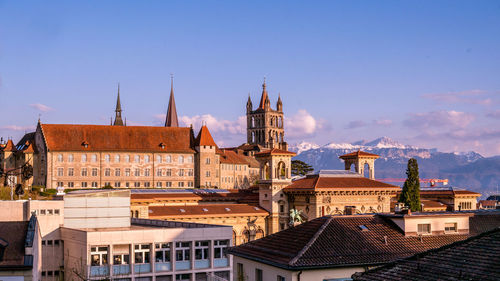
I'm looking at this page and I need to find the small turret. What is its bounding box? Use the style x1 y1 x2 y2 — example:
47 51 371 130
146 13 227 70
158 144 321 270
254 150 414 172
246 94 253 113
276 93 282 112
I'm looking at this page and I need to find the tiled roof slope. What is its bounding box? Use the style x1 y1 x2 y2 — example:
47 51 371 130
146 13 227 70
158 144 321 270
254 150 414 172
255 148 296 156
40 124 194 153
195 125 217 147
285 176 399 191
0 221 29 267
228 212 500 270
353 227 500 281
339 150 379 158
148 204 268 218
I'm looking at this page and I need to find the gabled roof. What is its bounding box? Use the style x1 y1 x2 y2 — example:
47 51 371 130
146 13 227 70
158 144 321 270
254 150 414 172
254 148 296 157
339 150 380 159
195 125 217 147
228 212 500 270
3 139 16 152
0 221 30 268
353 227 500 281
40 124 195 153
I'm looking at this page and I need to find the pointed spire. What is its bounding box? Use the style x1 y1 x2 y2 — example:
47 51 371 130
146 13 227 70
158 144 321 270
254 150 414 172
277 93 282 111
165 74 179 127
113 83 124 126
258 78 269 109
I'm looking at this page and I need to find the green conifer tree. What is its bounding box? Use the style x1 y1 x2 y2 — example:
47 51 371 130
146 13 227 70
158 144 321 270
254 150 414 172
399 158 421 211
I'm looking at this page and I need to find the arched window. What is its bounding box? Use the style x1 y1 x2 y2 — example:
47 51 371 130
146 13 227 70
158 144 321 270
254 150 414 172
68 154 74 162
156 155 162 163
278 161 286 179
178 155 184 164
242 229 250 244
125 155 130 163
115 155 120 163
105 154 110 163
57 154 63 162
166 155 172 163
255 228 264 240
251 117 255 128
91 154 97 163
187 156 193 163
144 155 150 163
232 231 237 245
134 155 140 163
134 210 139 218
81 154 87 163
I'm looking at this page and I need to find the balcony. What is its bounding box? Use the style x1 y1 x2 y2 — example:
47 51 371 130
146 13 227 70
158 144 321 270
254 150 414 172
112 264 130 275
194 259 209 269
154 262 172 272
213 258 228 268
134 263 151 274
175 260 191 270
89 265 109 277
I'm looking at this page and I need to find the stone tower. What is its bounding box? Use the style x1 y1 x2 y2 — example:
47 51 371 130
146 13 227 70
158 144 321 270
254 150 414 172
113 84 124 126
246 80 287 150
194 125 219 188
339 150 380 179
255 148 296 235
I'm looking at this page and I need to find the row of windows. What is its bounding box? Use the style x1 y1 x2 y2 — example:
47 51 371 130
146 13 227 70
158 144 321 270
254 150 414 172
56 168 193 177
237 263 286 281
221 164 247 171
90 240 229 266
42 239 62 246
35 209 60 215
41 271 60 277
56 181 194 188
417 222 458 234
57 154 193 164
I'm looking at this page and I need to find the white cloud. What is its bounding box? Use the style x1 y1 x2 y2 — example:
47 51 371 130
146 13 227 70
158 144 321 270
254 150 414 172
404 110 475 129
286 109 322 138
29 103 54 112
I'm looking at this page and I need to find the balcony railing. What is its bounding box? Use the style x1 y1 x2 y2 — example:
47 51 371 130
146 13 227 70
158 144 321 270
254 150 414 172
112 264 130 275
214 258 228 268
194 259 210 269
155 262 172 272
134 263 151 274
175 260 191 270
89 265 109 277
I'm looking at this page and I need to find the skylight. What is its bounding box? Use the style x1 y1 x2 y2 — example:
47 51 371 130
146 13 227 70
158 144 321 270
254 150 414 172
180 209 185 213
358 225 369 231
202 208 208 212
225 208 231 211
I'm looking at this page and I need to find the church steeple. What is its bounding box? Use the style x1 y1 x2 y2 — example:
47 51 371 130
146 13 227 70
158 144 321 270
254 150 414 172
113 84 124 126
258 78 270 110
165 75 179 127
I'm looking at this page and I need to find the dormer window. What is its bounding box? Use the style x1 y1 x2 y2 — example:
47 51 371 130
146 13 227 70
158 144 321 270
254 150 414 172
81 141 89 148
159 143 166 149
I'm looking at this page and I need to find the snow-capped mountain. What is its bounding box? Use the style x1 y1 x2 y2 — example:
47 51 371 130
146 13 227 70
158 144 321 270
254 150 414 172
291 137 498 197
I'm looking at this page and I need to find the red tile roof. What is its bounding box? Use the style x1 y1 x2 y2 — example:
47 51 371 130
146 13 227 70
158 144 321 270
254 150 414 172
339 150 379 159
148 204 268 218
284 175 399 191
229 211 500 270
195 125 217 147
254 148 296 157
479 200 497 207
40 124 195 153
3 139 16 152
353 227 500 281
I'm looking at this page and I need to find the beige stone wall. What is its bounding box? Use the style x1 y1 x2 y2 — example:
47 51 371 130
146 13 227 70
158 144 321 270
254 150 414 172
45 151 194 189
195 145 218 188
219 163 252 189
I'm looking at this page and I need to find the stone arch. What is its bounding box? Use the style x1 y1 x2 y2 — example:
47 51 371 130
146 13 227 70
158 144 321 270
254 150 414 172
255 228 264 240
134 210 139 218
264 162 271 180
277 161 286 179
241 229 250 244
251 116 255 128
362 162 370 178
361 205 366 213
232 230 237 245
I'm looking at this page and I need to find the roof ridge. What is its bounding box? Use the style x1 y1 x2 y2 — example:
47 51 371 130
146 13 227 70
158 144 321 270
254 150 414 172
288 216 333 266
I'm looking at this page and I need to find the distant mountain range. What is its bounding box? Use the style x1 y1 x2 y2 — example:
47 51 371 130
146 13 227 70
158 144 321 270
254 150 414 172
290 137 500 198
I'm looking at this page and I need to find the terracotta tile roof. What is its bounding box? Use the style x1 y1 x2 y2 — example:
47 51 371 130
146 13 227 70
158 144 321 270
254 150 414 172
3 139 16 152
421 199 447 209
228 212 500 270
195 125 217 147
148 203 268 218
130 189 259 204
284 175 399 191
254 148 296 156
353 227 500 281
40 124 195 153
339 150 380 159
219 150 249 164
0 221 29 267
479 200 497 207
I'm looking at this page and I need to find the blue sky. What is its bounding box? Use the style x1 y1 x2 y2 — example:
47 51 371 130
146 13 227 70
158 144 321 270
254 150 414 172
1 1 499 155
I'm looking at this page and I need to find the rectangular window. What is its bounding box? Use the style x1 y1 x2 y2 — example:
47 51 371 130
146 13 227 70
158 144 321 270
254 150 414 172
237 263 244 280
68 182 74 188
68 168 74 176
155 243 171 263
134 182 140 187
417 224 431 234
255 269 263 281
47 240 53 246
54 240 60 246
205 171 210 177
144 182 150 188
40 209 46 215
115 169 121 177
214 240 228 259
125 168 131 177
57 181 63 187
115 182 121 188
188 169 194 176
47 209 53 215
104 182 111 187
126 182 130 188
90 246 109 266
135 169 140 177
81 168 88 177
81 182 88 188
205 158 211 164
166 169 172 176
105 168 111 177
445 222 457 233
145 168 151 177
277 275 285 281
92 182 98 188
92 168 98 177
175 242 191 261
178 182 184 187
157 169 163 177
113 253 130 265
57 168 64 177
54 209 60 215
166 182 172 187
156 182 162 188
195 241 209 260
179 169 184 176
187 181 194 187
134 244 150 264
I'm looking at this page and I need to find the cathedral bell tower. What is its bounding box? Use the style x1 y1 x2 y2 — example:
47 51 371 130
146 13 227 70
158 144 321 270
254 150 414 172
246 80 287 150
255 148 296 235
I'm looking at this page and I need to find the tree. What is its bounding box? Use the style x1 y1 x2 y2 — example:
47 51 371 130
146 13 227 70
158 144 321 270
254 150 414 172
399 158 421 211
291 160 314 176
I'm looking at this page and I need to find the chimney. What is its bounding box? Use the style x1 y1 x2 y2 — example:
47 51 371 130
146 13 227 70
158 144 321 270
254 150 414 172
344 206 355 215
